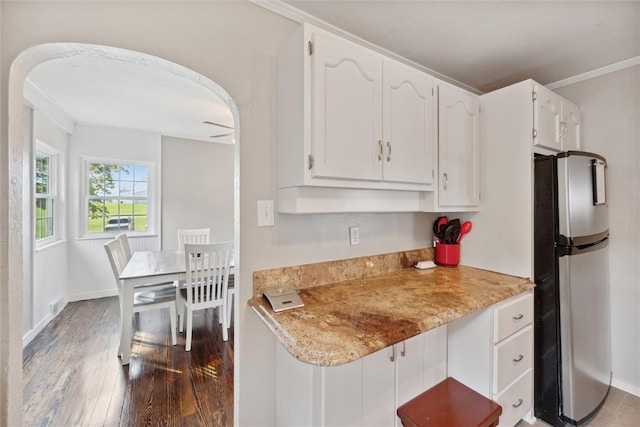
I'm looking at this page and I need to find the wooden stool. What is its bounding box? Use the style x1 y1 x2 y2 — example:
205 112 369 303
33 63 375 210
397 377 502 427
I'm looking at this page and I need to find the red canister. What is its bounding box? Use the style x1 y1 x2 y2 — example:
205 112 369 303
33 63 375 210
435 242 460 267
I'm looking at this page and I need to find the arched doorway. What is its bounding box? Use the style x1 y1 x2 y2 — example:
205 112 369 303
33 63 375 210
6 43 240 424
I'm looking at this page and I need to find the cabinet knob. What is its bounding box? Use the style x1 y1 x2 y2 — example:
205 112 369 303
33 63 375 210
513 313 524 321
512 398 524 408
513 354 524 363
389 345 395 362
378 140 383 161
442 173 448 190
386 141 391 162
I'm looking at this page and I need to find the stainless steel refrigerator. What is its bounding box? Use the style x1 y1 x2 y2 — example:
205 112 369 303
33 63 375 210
534 151 611 426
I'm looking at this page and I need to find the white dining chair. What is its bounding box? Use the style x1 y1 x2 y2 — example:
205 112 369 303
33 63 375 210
104 238 177 357
179 242 233 350
176 228 211 326
177 228 211 249
115 232 132 261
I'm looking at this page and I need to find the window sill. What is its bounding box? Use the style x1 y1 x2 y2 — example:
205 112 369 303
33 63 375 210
77 232 158 241
35 238 66 252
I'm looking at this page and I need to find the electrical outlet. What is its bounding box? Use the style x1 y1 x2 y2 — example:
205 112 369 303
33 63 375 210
349 226 360 245
257 200 275 227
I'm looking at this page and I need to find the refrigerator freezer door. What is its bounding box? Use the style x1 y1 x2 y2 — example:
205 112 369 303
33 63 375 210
557 152 608 244
558 238 611 423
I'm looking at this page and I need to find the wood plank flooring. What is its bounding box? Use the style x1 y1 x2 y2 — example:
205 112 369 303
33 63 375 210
23 296 234 427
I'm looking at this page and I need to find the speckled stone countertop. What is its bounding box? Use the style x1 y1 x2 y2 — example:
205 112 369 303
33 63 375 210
249 249 534 367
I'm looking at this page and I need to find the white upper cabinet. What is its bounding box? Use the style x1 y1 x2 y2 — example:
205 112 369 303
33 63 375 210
533 83 581 152
436 84 480 208
382 62 435 185
278 23 435 195
310 30 383 182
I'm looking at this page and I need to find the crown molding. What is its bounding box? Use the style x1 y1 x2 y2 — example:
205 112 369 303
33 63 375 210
250 0 481 95
547 57 640 89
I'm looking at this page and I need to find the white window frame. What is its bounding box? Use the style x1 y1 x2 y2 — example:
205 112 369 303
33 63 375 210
81 156 156 238
35 142 59 247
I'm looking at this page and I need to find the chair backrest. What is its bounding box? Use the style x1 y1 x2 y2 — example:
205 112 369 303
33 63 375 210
104 238 128 292
115 233 132 261
177 228 211 250
183 242 233 305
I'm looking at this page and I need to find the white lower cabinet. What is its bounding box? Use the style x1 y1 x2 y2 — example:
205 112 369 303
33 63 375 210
448 291 534 427
276 326 447 426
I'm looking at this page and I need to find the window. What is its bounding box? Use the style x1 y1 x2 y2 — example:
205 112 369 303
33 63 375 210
86 161 150 234
35 149 56 241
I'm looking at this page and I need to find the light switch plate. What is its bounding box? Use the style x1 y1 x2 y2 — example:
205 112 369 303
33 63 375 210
257 200 275 227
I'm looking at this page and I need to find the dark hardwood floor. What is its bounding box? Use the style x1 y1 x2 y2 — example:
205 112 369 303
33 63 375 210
23 296 234 427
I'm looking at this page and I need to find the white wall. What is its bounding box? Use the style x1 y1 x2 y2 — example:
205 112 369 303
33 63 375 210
1 3 436 425
27 109 70 343
68 123 162 300
161 136 234 250
555 66 640 395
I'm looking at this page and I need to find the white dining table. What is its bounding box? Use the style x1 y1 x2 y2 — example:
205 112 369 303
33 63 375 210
118 250 235 365
118 250 186 365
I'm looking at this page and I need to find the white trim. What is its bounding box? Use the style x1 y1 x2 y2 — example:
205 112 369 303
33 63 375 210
23 79 76 134
69 288 119 302
611 377 640 398
22 296 69 348
547 57 640 89
249 0 481 95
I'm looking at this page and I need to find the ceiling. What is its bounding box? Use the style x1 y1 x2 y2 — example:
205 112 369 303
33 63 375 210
280 0 640 93
25 2 639 142
27 55 235 143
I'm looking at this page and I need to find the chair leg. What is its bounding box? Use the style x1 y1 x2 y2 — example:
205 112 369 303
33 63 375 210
221 304 228 342
185 308 193 351
179 302 185 332
169 305 177 346
226 291 234 328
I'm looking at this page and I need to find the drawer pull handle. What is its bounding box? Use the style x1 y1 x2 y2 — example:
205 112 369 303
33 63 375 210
513 354 524 363
512 398 523 408
513 314 524 321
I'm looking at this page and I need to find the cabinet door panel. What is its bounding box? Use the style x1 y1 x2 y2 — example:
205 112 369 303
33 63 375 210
395 334 425 426
311 32 383 181
438 85 480 207
323 358 364 426
362 346 396 427
534 85 562 151
562 100 581 151
383 62 434 184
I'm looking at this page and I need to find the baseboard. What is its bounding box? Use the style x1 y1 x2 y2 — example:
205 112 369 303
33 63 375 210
23 313 53 348
69 288 118 302
612 377 640 398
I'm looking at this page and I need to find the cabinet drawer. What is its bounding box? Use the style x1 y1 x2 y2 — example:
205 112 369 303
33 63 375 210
493 325 532 393
493 293 533 342
495 369 532 427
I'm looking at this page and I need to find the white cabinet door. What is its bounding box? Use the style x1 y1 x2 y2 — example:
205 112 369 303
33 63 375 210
438 85 480 207
534 84 563 151
382 62 434 185
362 346 396 427
311 31 383 182
395 334 427 426
562 99 581 151
323 358 364 426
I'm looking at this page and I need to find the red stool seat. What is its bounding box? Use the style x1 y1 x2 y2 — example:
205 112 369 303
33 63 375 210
397 377 502 427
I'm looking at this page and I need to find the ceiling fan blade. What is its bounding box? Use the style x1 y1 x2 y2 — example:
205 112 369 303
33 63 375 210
209 132 234 138
203 120 234 130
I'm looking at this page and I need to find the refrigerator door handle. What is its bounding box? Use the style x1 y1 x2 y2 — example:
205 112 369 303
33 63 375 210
558 236 608 257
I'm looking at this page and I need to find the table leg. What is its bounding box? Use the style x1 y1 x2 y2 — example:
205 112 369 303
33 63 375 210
120 284 134 365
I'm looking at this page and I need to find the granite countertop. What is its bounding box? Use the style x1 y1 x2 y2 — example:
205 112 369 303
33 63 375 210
249 256 535 367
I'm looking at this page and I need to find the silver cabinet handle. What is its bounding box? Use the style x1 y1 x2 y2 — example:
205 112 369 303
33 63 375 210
512 398 523 408
400 341 406 357
389 345 395 362
513 313 524 321
442 173 448 190
378 140 383 161
386 141 391 162
513 354 524 363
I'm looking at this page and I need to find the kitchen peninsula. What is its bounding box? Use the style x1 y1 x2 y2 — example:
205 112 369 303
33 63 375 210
249 248 535 426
